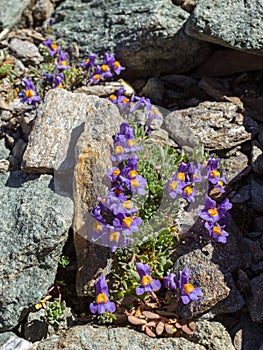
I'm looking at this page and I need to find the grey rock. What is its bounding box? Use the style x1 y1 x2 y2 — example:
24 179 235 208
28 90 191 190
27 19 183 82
11 138 27 167
186 0 263 55
254 216 263 233
251 140 263 174
193 320 235 350
36 325 206 350
161 74 196 89
140 78 164 105
0 332 33 350
250 177 263 213
170 248 230 318
0 172 73 331
231 184 251 204
33 0 54 24
0 0 31 30
163 101 252 150
222 150 249 185
258 123 263 146
23 89 121 174
247 274 263 322
0 139 10 173
9 38 43 65
53 0 211 79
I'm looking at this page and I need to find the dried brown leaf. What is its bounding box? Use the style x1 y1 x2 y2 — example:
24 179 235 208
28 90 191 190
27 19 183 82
156 321 165 336
128 315 147 326
142 311 160 319
145 326 156 338
188 321 196 331
181 324 193 335
165 323 176 335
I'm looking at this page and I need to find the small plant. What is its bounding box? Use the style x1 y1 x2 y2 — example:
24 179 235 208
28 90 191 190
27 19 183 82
44 298 67 324
59 255 70 268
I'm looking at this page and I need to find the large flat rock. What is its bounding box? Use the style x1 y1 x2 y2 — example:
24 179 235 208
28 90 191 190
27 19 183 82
163 101 252 150
0 0 31 30
52 0 211 79
186 0 263 55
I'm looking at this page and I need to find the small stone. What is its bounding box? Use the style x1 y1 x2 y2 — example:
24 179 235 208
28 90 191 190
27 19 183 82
141 77 164 105
33 0 54 24
250 177 263 213
248 274 263 322
253 216 263 233
9 38 43 65
251 140 263 174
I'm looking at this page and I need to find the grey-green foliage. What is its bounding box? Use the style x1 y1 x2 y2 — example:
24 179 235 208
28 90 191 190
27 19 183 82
44 299 67 324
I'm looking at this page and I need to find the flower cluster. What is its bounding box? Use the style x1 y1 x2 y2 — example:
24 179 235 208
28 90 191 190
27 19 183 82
200 157 232 243
89 122 147 252
164 268 202 305
165 157 232 243
80 52 125 84
108 87 162 128
166 161 202 203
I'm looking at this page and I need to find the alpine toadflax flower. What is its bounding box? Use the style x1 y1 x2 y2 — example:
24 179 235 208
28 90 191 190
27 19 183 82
135 263 161 296
179 268 202 305
43 37 61 56
57 51 71 71
89 275 116 314
19 78 40 107
80 53 97 71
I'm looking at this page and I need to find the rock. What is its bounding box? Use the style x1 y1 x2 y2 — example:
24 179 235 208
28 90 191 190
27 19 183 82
192 50 263 78
33 0 54 25
222 150 249 185
170 248 230 318
251 140 263 174
232 312 263 350
198 76 244 110
0 332 33 350
231 184 251 204
193 320 235 350
9 38 43 65
250 177 263 213
253 216 263 233
23 89 123 297
11 138 27 167
186 0 263 55
23 89 122 174
258 123 263 146
247 274 263 322
0 172 73 331
0 0 31 30
163 102 252 150
140 78 164 105
36 324 207 350
0 138 10 173
52 0 212 79
244 238 263 263
161 74 196 89
75 81 127 98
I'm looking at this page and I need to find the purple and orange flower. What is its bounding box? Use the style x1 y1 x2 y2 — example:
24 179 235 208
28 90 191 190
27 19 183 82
135 263 161 296
89 275 116 314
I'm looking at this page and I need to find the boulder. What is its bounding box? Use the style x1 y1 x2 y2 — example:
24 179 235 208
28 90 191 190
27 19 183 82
186 0 263 55
52 0 212 79
0 0 31 30
0 172 73 331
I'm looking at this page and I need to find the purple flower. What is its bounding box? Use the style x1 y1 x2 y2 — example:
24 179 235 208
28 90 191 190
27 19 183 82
121 215 142 232
217 198 232 217
129 175 147 195
19 78 40 107
89 275 116 314
135 263 161 296
199 196 220 223
164 273 179 291
205 222 229 243
43 38 61 56
90 220 108 242
179 268 202 305
112 59 125 75
101 226 133 252
90 66 102 84
80 53 97 71
103 52 115 67
57 51 71 71
181 185 197 203
166 179 183 199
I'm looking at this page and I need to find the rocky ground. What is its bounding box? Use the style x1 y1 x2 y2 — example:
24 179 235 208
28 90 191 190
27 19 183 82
0 0 263 349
